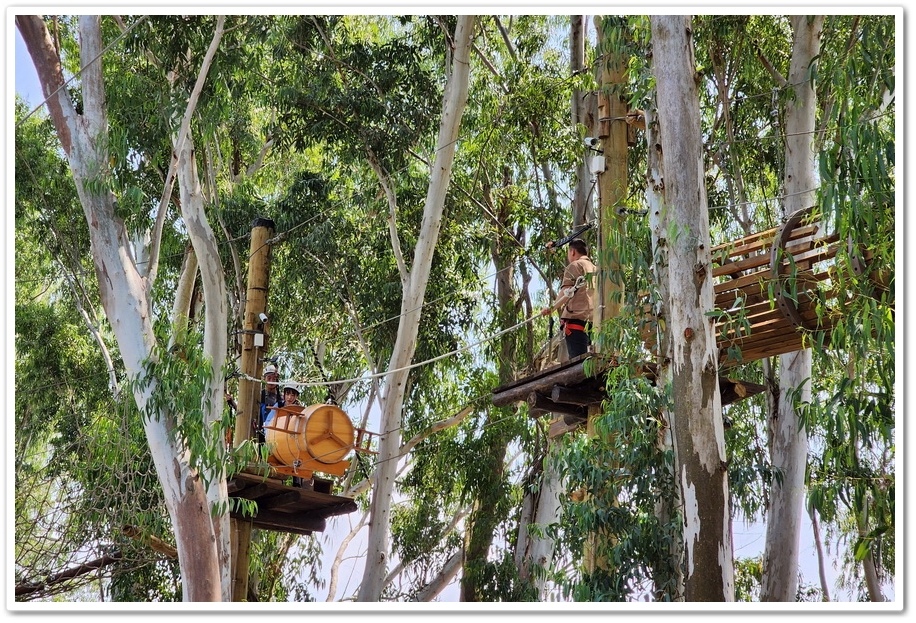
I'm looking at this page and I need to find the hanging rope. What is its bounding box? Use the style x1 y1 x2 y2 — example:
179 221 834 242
308 342 337 405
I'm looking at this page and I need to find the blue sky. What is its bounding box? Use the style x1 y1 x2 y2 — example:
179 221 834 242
13 27 42 107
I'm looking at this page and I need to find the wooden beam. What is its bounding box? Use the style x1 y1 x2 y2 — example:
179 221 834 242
258 490 302 510
526 391 588 419
234 508 326 534
550 384 604 406
493 356 606 407
231 482 270 500
719 377 767 406
548 416 583 438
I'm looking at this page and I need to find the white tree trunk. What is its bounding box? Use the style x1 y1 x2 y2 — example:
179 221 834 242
645 104 685 599
514 450 562 597
18 14 229 601
357 15 476 601
650 15 733 601
760 14 822 603
414 551 463 602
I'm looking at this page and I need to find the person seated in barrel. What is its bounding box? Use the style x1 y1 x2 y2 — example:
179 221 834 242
255 364 282 443
265 384 301 429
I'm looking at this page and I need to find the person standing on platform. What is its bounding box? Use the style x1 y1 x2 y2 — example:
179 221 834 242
540 237 597 359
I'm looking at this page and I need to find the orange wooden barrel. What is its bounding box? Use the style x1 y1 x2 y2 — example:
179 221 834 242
265 404 355 474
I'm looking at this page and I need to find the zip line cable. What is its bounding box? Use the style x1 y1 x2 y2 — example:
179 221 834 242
240 310 546 390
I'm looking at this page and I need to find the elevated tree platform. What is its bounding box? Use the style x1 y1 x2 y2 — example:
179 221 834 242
228 469 357 536
642 207 881 367
492 209 882 435
492 353 765 433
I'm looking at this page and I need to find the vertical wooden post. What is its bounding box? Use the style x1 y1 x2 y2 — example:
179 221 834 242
585 16 630 576
594 18 629 336
231 217 275 601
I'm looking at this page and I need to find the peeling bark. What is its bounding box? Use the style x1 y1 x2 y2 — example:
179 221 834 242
650 15 733 601
357 16 476 602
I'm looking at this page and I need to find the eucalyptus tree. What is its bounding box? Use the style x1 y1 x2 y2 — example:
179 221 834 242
346 15 476 602
693 13 896 601
15 14 278 600
757 15 824 602
696 13 828 600
689 14 807 600
804 14 895 601
646 15 733 601
14 99 178 601
692 17 789 567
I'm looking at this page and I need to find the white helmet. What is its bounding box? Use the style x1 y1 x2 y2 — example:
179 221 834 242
264 364 278 376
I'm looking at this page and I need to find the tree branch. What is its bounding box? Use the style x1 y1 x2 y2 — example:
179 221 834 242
325 511 369 602
167 244 199 352
367 146 409 286
383 505 471 592
755 45 788 88
53 253 121 398
413 550 464 602
399 405 473 457
494 16 518 62
471 43 508 93
16 16 75 153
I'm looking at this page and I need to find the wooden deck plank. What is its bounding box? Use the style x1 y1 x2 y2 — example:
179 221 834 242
227 470 357 535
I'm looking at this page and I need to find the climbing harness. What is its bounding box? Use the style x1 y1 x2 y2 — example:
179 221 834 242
557 274 587 307
560 318 591 336
557 275 591 334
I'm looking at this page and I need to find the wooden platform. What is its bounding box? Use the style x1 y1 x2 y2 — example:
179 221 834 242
640 207 876 367
710 209 842 366
227 470 357 536
492 353 765 433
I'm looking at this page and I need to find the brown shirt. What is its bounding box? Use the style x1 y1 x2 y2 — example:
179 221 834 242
560 255 596 321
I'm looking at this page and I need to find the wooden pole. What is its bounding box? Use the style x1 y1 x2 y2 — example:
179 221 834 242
586 15 631 576
231 217 275 602
594 17 629 335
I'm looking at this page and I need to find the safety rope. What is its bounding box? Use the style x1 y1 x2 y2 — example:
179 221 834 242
242 312 545 390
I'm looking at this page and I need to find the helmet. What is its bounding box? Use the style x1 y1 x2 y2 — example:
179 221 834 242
264 364 278 376
282 384 300 395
